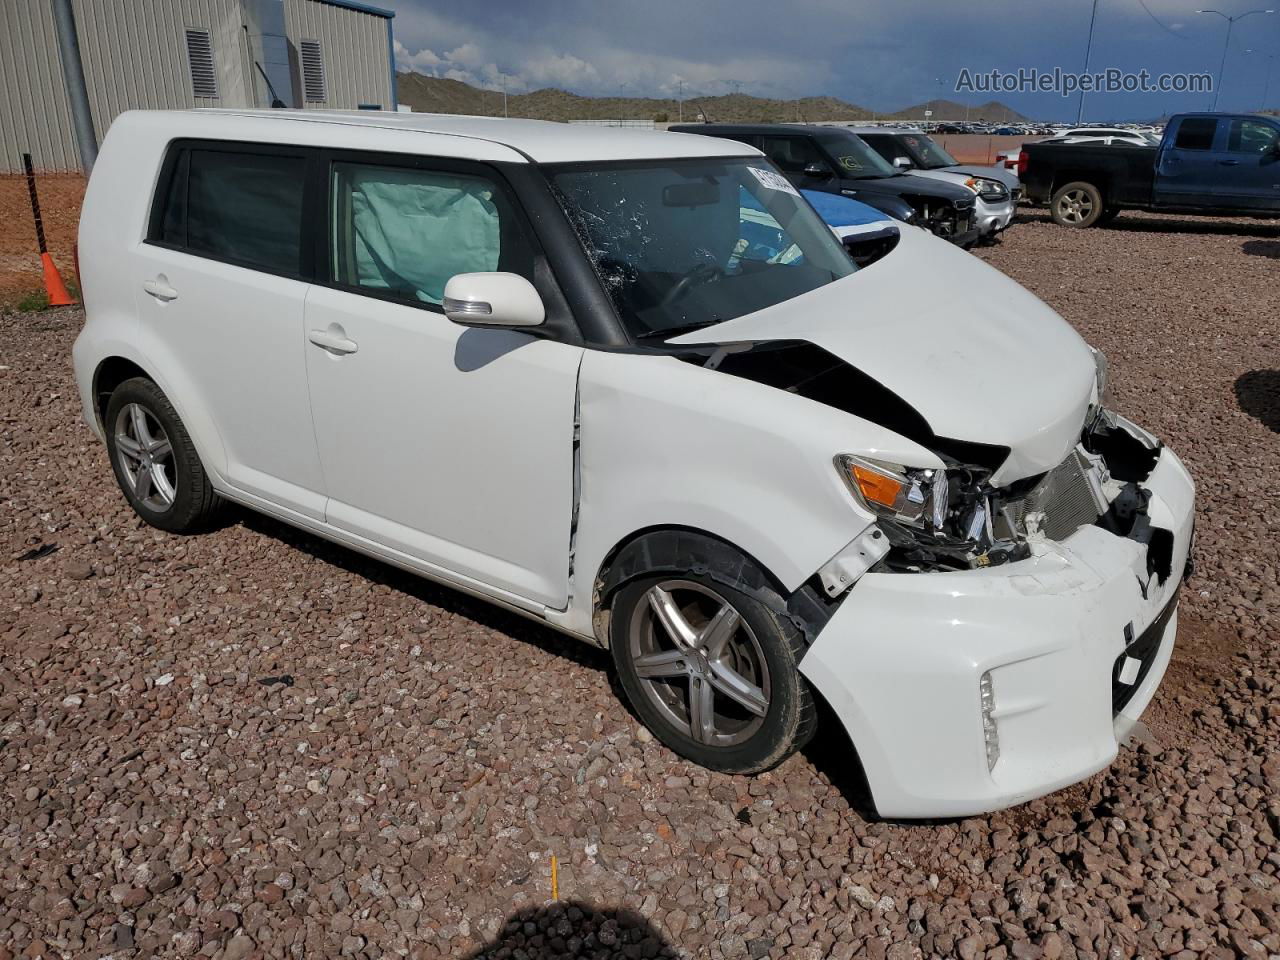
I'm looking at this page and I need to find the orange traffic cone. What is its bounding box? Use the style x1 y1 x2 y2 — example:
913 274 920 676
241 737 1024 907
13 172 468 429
41 252 75 306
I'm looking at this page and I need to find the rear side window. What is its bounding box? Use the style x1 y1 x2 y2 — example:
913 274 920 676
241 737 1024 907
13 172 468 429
758 136 827 174
328 160 535 307
1173 118 1218 151
152 146 307 276
1227 119 1279 154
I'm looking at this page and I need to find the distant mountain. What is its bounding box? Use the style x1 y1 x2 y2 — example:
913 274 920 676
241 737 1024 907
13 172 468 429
887 99 1030 123
394 73 1028 124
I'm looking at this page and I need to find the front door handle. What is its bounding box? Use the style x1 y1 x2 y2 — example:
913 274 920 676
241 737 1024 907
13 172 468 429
142 277 178 302
1218 158 1240 166
308 328 358 355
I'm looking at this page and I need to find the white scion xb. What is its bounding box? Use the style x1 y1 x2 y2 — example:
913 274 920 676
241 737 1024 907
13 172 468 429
73 110 1195 817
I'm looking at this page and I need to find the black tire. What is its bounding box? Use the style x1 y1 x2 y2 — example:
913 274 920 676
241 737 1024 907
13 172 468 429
610 571 818 774
104 377 222 533
1051 181 1105 228
1098 206 1123 225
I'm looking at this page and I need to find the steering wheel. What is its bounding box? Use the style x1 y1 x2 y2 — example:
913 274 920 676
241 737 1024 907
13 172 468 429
659 262 724 309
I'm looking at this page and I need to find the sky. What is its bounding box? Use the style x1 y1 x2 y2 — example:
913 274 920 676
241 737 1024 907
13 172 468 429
388 0 1280 121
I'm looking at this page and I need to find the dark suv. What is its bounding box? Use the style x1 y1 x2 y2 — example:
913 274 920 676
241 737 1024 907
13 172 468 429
669 123 980 247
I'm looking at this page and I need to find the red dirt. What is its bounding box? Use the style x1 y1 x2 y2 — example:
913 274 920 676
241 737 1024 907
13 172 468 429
0 173 86 304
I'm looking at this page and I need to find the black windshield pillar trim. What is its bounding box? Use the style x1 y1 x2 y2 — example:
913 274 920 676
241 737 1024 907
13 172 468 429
503 163 631 350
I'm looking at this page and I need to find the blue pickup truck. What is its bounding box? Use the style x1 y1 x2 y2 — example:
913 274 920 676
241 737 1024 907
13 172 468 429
1021 112 1280 227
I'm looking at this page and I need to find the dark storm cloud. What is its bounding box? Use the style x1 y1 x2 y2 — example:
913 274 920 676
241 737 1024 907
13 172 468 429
391 0 1280 120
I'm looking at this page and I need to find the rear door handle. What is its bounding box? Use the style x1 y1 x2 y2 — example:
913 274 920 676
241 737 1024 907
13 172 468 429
308 328 358 355
1218 158 1240 166
142 277 178 302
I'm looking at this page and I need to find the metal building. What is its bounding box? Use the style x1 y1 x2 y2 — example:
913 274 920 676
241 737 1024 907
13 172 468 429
0 0 397 173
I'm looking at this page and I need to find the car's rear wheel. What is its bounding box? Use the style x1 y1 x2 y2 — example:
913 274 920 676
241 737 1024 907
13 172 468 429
1051 181 1104 227
105 377 222 533
610 574 817 773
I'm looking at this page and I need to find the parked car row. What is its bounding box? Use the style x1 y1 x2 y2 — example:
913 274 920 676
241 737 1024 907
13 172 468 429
670 123 1021 247
74 109 1193 818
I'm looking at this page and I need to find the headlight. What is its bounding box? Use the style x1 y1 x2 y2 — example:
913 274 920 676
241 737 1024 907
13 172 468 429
835 454 1028 571
964 177 1008 202
835 455 947 530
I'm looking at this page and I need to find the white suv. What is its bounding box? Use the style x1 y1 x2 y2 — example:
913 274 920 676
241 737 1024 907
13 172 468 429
73 110 1195 817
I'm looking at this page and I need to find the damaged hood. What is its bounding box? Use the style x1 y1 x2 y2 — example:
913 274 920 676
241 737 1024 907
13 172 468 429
670 225 1096 484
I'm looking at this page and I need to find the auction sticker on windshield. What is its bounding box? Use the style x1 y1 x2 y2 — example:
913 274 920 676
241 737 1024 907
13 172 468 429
749 166 800 196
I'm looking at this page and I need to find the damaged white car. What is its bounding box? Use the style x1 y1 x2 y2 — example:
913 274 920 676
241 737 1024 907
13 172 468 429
74 111 1195 818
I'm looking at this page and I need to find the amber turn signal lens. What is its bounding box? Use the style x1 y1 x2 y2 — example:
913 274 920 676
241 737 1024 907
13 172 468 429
851 464 903 509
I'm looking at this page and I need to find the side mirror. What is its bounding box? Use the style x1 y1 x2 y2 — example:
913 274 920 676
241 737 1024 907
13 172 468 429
893 156 912 169
802 162 832 178
443 272 545 328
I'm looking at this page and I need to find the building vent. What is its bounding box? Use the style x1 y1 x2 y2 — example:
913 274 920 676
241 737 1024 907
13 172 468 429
184 29 219 99
300 40 326 102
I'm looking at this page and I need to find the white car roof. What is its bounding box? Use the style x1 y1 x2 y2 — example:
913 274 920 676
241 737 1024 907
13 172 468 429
135 109 759 164
1064 128 1135 137
843 127 922 136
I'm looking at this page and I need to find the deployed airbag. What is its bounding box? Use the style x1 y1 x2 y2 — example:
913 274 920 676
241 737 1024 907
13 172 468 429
344 166 501 304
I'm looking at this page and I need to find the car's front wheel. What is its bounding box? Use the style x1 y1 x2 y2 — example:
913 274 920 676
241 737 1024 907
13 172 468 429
105 377 222 533
610 574 817 773
1051 181 1104 227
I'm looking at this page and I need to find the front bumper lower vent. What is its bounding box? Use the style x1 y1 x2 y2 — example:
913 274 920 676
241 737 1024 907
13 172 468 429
1113 595 1178 714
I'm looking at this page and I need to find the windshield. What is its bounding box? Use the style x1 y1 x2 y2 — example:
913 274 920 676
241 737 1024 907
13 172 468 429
550 158 856 341
898 133 958 169
816 133 899 179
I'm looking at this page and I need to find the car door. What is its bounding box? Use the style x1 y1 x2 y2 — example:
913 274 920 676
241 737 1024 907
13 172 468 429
1155 117 1221 207
1214 118 1280 211
757 135 839 195
303 153 582 610
138 142 326 519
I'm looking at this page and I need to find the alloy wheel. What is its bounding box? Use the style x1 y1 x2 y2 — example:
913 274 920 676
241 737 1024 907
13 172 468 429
113 402 176 511
627 580 771 747
1059 188 1094 224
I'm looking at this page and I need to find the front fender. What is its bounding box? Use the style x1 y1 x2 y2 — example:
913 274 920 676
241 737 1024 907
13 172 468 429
569 350 940 629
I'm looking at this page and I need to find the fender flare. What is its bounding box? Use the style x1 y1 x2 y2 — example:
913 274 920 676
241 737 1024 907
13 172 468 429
593 528 840 648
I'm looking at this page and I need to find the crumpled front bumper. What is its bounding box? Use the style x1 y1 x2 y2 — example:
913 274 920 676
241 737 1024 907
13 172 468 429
799 443 1195 819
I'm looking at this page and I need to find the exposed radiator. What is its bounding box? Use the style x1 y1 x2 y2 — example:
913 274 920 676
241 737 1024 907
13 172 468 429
1004 448 1105 543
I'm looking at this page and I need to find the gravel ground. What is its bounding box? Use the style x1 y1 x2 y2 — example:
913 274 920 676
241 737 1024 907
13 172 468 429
1 211 1277 960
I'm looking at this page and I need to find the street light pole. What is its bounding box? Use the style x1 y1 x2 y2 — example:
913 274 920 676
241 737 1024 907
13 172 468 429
1245 48 1276 110
1197 9 1275 110
1076 0 1102 124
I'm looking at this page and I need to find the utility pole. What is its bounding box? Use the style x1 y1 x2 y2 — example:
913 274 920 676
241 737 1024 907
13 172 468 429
502 76 508 117
1076 0 1101 124
51 0 97 174
1246 48 1277 110
1199 9 1275 110
678 79 683 123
